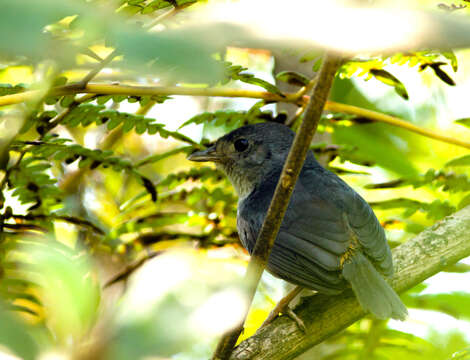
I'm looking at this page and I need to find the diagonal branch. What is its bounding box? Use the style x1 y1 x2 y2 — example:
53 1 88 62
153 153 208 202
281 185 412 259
211 53 343 360
229 204 470 360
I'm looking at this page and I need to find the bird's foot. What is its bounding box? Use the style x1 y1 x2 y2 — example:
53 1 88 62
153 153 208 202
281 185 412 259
285 307 307 332
260 286 306 333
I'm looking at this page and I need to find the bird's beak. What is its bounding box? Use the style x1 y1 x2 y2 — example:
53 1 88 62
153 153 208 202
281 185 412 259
187 146 221 162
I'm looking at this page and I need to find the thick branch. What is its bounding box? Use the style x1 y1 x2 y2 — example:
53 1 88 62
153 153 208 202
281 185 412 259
230 204 470 360
212 53 342 360
1 84 469 151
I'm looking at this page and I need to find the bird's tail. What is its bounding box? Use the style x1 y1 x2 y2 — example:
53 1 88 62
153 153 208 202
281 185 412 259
342 252 407 321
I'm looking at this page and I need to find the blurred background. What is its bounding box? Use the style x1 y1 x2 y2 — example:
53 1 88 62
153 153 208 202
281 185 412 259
1 0 470 359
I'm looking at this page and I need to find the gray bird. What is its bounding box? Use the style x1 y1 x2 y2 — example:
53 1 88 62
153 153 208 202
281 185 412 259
188 122 407 321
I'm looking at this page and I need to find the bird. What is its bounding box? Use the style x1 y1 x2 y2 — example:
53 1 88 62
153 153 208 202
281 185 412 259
187 122 407 326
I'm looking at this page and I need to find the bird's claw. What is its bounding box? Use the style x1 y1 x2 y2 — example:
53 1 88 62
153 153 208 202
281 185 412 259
260 305 306 333
286 307 307 333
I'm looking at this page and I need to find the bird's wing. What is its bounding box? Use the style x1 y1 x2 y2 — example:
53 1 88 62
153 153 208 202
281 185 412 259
238 197 347 294
237 162 393 293
295 165 393 276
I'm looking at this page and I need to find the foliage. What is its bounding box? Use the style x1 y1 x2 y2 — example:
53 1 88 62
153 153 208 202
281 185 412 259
0 0 470 359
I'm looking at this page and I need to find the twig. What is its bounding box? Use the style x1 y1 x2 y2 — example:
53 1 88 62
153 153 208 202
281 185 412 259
136 146 192 167
229 204 470 360
75 50 118 89
11 214 104 235
104 251 161 288
2 84 470 151
324 101 470 151
144 2 195 30
211 53 342 360
2 223 47 232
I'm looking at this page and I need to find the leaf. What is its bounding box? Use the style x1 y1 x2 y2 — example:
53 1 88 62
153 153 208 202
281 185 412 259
12 138 163 203
331 122 418 176
446 155 470 167
405 292 470 320
23 241 101 342
442 49 458 72
458 193 470 210
431 63 456 86
179 101 273 130
276 71 310 87
0 0 224 83
420 62 456 86
365 169 470 193
223 62 283 95
240 76 283 95
369 198 455 219
139 175 157 202
369 68 409 100
0 83 27 96
0 305 39 360
452 348 470 359
454 118 470 128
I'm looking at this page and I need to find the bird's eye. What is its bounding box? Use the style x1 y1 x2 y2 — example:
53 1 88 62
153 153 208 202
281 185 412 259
234 138 249 152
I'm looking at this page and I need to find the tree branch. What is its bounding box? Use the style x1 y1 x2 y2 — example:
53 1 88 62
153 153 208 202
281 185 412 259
326 101 470 152
212 53 342 360
229 204 470 360
1 84 469 151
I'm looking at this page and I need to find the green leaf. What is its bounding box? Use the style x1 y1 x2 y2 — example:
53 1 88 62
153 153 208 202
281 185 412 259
60 95 75 107
458 193 470 210
180 101 274 130
452 348 470 359
369 68 409 100
0 83 27 96
365 169 470 193
146 0 172 10
276 71 310 87
0 305 39 360
442 50 458 72
369 198 455 219
240 76 283 95
24 241 101 342
446 155 470 167
332 122 418 176
454 118 470 128
0 0 224 83
406 292 470 320
224 62 283 95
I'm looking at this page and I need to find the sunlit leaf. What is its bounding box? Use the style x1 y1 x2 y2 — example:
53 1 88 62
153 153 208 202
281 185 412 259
454 118 470 128
446 155 470 167
370 68 409 100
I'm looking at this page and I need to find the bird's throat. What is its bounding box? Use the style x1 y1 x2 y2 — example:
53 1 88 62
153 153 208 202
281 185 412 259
217 163 256 200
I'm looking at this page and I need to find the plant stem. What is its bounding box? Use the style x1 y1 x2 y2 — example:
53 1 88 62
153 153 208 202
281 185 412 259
325 101 470 150
2 84 470 151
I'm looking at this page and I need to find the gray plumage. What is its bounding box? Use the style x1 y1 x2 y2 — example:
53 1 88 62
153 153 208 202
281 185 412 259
188 122 407 320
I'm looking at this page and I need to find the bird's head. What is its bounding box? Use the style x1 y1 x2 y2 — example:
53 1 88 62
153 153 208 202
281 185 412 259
187 122 295 199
